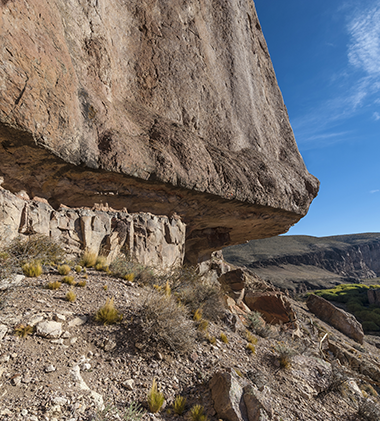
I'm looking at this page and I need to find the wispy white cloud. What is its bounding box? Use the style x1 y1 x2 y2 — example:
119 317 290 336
293 1 380 149
370 189 379 194
347 6 380 75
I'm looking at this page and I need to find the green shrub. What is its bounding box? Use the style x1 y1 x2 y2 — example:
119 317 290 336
147 379 165 413
362 321 380 332
95 297 123 325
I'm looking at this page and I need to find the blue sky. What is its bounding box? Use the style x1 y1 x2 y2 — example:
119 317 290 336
254 0 380 237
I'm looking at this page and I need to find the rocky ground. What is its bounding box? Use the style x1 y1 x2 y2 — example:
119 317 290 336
0 262 380 421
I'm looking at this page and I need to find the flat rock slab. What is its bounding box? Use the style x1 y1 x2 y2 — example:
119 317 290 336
36 321 62 339
68 316 88 328
307 294 364 344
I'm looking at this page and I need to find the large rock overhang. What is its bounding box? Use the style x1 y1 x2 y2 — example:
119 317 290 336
0 0 319 262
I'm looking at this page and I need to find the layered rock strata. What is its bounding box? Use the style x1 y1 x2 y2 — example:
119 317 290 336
0 187 185 269
0 0 318 261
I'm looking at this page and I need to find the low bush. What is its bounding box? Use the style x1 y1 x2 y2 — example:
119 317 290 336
62 276 75 286
274 342 295 369
76 280 87 287
139 289 196 353
220 332 228 344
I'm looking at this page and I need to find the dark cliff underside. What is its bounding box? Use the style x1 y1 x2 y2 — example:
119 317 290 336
223 233 380 292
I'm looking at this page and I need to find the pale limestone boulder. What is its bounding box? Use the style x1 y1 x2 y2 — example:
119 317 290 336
36 321 62 339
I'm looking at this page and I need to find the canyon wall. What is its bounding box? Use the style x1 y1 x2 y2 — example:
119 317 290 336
0 0 318 261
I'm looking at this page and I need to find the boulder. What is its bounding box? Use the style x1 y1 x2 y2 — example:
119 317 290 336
0 0 318 262
36 321 62 339
243 385 272 421
209 370 248 421
306 294 364 344
244 291 296 325
368 288 380 306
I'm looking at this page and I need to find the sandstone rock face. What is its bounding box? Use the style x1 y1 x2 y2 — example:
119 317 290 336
0 0 318 261
244 291 296 325
307 294 364 344
0 187 185 270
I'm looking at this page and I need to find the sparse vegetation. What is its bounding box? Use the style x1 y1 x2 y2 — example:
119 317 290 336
57 264 71 275
189 405 208 421
14 324 34 338
139 289 196 353
95 255 108 272
94 401 144 421
62 275 75 286
95 297 123 325
220 332 228 343
245 330 258 344
147 379 165 413
274 343 295 369
0 235 65 280
247 311 272 338
46 280 62 290
66 289 76 302
193 308 203 322
198 319 209 332
103 285 108 291
173 395 186 415
76 280 87 287
75 265 82 274
22 261 43 277
81 251 97 268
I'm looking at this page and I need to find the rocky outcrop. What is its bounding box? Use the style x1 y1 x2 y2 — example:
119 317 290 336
0 0 318 262
244 291 296 325
306 294 364 344
0 187 185 269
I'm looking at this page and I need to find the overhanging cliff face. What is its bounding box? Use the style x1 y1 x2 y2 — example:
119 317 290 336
0 0 319 262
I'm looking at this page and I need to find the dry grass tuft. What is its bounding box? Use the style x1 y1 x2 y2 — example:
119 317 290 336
173 395 186 415
189 405 208 421
198 320 209 332
95 255 108 272
62 276 75 286
274 343 295 369
147 379 165 413
95 297 123 325
46 280 62 290
220 332 229 344
76 280 87 287
66 289 76 302
14 324 34 338
57 264 71 275
139 290 196 353
81 251 97 268
74 265 82 274
22 261 43 277
193 308 203 322
245 330 258 345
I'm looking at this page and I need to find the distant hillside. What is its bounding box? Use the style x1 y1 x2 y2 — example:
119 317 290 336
223 233 380 293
